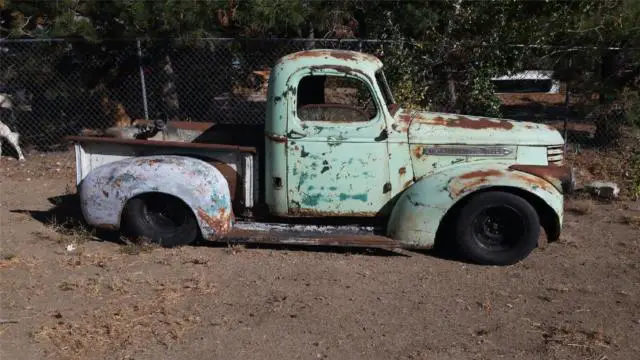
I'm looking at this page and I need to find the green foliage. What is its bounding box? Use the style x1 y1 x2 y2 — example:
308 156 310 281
465 69 502 118
1 0 639 122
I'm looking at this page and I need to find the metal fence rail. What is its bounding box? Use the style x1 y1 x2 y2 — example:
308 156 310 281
0 38 638 171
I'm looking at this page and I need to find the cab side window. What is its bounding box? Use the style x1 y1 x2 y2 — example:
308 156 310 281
296 74 377 123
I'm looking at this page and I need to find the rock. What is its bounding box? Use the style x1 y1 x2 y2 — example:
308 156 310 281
585 181 620 199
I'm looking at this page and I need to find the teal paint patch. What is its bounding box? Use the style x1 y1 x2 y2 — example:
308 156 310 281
339 193 368 202
352 193 368 202
302 193 323 206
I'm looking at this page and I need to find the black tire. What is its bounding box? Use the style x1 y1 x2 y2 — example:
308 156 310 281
454 191 540 266
122 193 199 248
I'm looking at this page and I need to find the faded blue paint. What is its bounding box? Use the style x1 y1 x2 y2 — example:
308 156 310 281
79 155 233 240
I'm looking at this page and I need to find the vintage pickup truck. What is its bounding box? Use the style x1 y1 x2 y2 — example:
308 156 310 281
66 49 575 265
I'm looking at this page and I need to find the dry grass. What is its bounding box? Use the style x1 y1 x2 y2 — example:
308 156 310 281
119 242 159 255
31 275 213 360
539 323 614 356
32 215 99 246
566 130 640 200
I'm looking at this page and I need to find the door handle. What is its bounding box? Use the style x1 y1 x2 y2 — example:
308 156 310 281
288 129 306 139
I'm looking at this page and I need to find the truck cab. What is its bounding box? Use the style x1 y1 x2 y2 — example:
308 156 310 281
69 49 575 266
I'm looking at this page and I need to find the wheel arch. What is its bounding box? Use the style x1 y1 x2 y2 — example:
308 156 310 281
434 186 561 250
386 163 564 248
78 155 234 240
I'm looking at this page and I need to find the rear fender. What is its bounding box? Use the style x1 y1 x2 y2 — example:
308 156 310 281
78 155 233 240
386 163 564 248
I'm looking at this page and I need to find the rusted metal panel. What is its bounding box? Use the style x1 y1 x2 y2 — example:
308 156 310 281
275 49 382 68
265 132 287 143
425 115 514 130
224 221 402 249
66 135 257 154
78 155 233 240
224 230 401 249
509 164 576 194
404 111 565 146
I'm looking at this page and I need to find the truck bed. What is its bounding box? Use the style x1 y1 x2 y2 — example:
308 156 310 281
66 121 266 217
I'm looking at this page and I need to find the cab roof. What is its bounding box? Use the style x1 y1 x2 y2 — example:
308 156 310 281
274 49 383 71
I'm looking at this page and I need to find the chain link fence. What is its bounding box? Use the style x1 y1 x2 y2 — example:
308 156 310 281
1 37 639 195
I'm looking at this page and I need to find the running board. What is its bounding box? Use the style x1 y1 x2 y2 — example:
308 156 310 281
221 221 401 249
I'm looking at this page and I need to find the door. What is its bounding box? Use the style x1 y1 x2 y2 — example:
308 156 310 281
286 67 391 216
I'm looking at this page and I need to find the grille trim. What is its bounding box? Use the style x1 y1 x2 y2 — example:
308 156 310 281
547 145 564 166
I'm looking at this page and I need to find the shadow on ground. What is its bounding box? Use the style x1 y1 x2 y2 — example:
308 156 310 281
11 194 446 259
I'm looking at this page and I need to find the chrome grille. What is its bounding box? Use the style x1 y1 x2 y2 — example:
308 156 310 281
547 145 564 166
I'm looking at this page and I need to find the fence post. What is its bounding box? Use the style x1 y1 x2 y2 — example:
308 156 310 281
563 53 572 156
137 38 149 120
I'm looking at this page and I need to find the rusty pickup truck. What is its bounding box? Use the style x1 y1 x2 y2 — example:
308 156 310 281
67 49 575 265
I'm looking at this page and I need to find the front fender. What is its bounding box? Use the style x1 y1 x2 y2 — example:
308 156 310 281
386 162 564 248
79 155 233 240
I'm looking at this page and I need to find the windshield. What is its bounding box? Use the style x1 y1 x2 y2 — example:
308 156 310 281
375 69 397 114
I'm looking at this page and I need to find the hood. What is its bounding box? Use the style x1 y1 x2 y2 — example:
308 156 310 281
399 110 564 146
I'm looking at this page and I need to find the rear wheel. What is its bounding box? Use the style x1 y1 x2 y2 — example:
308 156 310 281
122 193 199 247
454 191 540 265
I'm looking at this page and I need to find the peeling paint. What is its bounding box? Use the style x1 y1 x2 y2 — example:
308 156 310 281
79 155 233 241
509 164 575 194
425 115 514 130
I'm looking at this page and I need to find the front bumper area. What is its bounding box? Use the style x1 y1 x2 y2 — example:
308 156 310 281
508 164 576 194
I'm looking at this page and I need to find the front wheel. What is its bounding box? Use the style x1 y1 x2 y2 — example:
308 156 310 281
122 193 199 248
454 191 540 266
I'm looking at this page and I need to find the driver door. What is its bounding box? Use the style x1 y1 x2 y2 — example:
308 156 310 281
285 67 391 216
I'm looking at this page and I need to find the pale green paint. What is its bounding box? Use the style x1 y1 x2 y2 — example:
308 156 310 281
516 145 548 165
386 162 564 248
406 110 565 146
263 49 566 243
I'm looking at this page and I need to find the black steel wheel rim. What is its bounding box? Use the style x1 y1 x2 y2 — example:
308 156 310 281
471 205 525 251
141 196 188 231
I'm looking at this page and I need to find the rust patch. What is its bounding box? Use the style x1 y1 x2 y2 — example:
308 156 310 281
427 116 514 130
459 169 503 180
197 207 233 238
65 136 257 154
265 133 287 143
413 146 424 158
223 229 400 249
286 49 375 63
328 50 359 61
393 112 412 133
399 167 407 176
509 164 574 193
287 208 379 218
206 159 241 203
307 65 373 84
402 180 414 190
511 173 555 192
96 223 118 231
449 170 503 198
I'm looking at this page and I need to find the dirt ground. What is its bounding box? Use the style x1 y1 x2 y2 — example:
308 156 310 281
1 150 639 360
